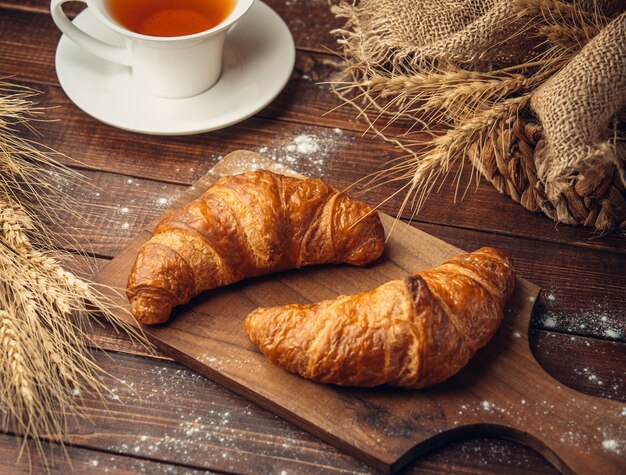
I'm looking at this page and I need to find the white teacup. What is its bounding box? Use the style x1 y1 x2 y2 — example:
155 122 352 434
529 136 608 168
51 0 255 98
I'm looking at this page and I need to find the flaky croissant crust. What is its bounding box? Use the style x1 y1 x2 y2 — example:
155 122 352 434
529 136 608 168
127 170 385 325
245 247 515 388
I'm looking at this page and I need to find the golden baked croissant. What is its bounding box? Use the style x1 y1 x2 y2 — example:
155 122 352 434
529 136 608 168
245 247 515 388
127 170 385 325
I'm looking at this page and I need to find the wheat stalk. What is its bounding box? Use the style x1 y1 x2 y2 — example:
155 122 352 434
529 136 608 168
0 82 151 464
328 0 615 222
513 0 611 23
539 24 601 51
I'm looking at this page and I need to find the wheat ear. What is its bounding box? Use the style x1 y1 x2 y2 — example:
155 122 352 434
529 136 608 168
0 82 152 465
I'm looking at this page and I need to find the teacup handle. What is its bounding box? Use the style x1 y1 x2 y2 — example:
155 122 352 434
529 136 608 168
50 0 132 66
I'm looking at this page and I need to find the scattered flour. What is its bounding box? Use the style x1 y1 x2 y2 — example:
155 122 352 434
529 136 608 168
89 459 99 467
602 439 621 454
252 129 346 177
287 134 320 155
70 388 81 397
543 316 556 328
121 222 130 230
481 401 493 411
604 328 621 339
536 292 624 341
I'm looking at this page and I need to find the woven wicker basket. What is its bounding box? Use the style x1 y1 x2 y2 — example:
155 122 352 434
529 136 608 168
468 115 626 232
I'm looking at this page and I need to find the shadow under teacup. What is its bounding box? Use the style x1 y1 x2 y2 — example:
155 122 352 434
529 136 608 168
51 0 256 98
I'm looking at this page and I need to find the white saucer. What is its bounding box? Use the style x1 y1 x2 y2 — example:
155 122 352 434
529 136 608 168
54 1 295 135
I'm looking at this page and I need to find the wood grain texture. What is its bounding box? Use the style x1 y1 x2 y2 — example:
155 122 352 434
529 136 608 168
0 0 343 54
66 254 626 406
95 152 626 474
0 434 213 475
38 165 626 342
1 5 624 252
1 0 624 472
1 349 561 475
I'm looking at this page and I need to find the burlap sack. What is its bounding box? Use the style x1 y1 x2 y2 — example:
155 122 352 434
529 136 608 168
331 0 626 231
531 12 626 200
332 0 540 69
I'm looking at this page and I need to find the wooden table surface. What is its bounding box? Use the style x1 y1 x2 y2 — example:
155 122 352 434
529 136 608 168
2 1 625 473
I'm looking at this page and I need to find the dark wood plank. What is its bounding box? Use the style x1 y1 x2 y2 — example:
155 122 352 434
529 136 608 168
81 302 626 404
2 3 625 253
0 0 621 472
0 433 212 475
1 2 623 250
531 330 626 402
2 349 559 475
0 7 356 129
93 152 625 474
40 166 626 341
4 82 618 253
68 252 626 403
72 253 626 405
412 223 626 343
0 0 343 54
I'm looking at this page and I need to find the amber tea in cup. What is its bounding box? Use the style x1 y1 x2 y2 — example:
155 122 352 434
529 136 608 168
107 0 236 37
51 0 253 97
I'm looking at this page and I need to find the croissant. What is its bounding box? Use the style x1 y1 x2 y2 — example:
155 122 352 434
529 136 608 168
127 170 385 325
245 247 515 388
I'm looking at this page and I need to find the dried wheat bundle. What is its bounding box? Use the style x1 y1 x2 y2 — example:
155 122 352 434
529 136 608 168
0 81 149 460
330 0 626 231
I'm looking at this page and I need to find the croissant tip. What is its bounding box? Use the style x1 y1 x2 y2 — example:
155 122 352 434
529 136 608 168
129 297 172 325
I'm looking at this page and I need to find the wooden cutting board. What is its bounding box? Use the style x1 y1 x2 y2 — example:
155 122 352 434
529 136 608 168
96 151 625 474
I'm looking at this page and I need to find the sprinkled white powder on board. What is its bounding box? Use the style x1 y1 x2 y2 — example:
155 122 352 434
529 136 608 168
120 207 129 214
89 460 99 467
127 178 133 184
546 293 556 302
333 128 343 134
121 222 130 230
280 471 288 475
140 435 147 441
70 388 81 397
602 439 620 453
512 331 521 338
481 401 492 411
157 197 169 206
621 407 626 416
